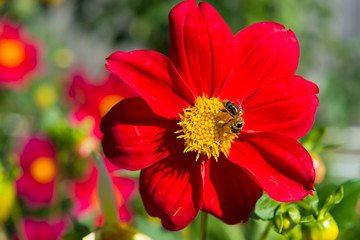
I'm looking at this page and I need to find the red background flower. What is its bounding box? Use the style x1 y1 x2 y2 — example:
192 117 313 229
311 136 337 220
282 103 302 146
68 70 137 138
16 137 58 207
0 20 39 89
18 217 66 240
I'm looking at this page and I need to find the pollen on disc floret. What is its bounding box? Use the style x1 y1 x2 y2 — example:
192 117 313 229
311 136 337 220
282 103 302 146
175 95 239 161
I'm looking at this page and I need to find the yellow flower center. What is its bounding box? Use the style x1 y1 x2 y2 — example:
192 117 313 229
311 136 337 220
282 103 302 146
0 39 26 68
99 95 123 117
176 95 243 161
30 157 56 184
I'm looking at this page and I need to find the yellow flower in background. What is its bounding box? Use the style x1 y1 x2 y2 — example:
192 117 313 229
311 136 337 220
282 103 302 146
0 170 16 223
34 84 58 110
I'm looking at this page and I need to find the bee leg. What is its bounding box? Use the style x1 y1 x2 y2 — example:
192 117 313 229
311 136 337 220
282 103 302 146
221 119 232 127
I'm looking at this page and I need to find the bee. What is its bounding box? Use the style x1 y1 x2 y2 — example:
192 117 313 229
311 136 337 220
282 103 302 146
222 100 244 134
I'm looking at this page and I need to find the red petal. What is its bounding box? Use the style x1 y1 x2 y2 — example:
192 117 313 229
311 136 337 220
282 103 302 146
201 157 262 224
106 50 194 119
219 22 299 101
242 76 319 139
229 132 315 202
140 153 202 231
101 97 182 170
16 173 55 207
198 2 236 96
169 0 235 97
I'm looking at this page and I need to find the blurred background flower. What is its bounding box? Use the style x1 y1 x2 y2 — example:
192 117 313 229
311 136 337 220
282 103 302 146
16 136 58 207
0 20 39 89
68 70 137 138
16 217 67 240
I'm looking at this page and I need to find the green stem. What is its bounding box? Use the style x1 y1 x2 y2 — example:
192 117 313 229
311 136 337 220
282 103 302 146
259 221 272 240
181 224 191 240
92 151 119 226
200 212 208 240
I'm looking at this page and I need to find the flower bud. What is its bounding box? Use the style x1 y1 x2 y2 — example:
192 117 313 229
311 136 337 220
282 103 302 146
310 153 326 185
274 206 301 234
301 213 339 240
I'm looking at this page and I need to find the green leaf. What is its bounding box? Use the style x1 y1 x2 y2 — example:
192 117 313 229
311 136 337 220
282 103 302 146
300 214 315 223
333 185 344 204
330 180 360 228
318 186 344 220
253 193 281 220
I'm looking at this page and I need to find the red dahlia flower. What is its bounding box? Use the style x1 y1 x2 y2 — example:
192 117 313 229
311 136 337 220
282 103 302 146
16 137 58 207
101 0 318 231
0 20 38 88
